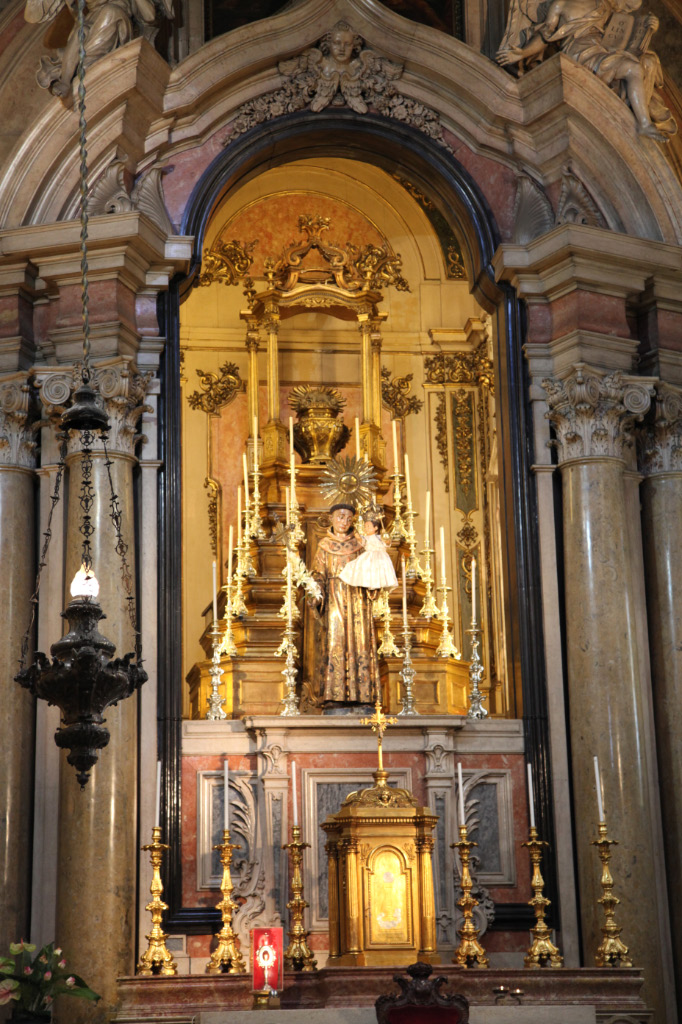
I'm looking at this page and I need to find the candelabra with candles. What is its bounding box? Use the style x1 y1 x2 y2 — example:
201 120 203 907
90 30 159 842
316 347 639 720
248 421 267 540
219 578 239 659
402 454 421 578
436 579 460 659
465 558 487 718
283 824 317 971
451 821 489 969
278 541 301 716
389 468 408 542
206 829 247 974
137 827 178 976
206 625 228 719
522 826 563 968
397 560 418 715
418 545 439 620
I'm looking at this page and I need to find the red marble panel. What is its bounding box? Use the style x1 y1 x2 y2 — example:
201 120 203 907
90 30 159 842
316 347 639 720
548 290 631 341
443 129 519 243
162 127 230 231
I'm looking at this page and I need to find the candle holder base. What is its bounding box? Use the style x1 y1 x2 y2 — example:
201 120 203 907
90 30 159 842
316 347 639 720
206 829 247 975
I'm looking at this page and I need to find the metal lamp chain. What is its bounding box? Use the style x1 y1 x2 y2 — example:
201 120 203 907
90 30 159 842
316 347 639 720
18 433 69 669
76 0 91 382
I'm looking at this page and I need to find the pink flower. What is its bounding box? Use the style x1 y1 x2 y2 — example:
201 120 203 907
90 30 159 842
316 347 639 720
66 977 76 987
54 948 62 956
39 955 48 964
44 971 52 980
58 959 66 969
23 966 33 975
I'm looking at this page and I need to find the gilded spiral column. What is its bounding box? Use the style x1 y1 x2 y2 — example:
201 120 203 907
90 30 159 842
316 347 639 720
0 376 38 952
55 364 150 1023
639 382 682 1016
543 365 669 1020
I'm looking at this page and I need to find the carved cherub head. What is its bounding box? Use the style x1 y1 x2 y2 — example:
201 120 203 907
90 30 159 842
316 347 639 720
320 21 363 65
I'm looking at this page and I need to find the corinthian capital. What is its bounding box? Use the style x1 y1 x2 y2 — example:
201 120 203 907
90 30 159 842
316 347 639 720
0 376 40 469
542 364 654 464
96 363 153 456
638 382 682 475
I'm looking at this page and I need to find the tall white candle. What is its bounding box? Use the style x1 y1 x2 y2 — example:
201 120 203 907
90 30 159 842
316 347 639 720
457 762 465 826
243 452 250 504
289 416 294 457
285 486 290 525
155 760 161 827
212 560 218 624
253 416 259 471
224 761 229 830
237 487 242 547
228 525 234 579
292 760 299 826
594 755 605 822
527 763 536 829
392 419 399 469
440 527 446 583
404 454 412 507
425 491 431 548
471 558 477 623
290 453 297 504
401 558 408 628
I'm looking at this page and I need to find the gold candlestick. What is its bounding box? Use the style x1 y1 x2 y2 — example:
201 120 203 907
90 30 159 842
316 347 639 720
282 824 317 971
403 503 421 578
249 457 267 540
451 823 489 968
436 580 461 659
592 821 632 967
136 826 178 976
522 826 563 968
377 589 400 658
207 626 228 719
289 458 306 547
465 623 487 719
397 622 418 715
389 470 408 541
218 580 238 658
418 547 439 619
206 828 246 974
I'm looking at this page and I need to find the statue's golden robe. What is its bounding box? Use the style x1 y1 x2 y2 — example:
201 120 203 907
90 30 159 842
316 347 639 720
312 529 380 705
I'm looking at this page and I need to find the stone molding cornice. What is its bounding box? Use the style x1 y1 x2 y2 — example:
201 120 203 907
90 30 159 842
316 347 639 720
0 374 40 469
494 223 682 303
638 382 682 476
542 363 655 464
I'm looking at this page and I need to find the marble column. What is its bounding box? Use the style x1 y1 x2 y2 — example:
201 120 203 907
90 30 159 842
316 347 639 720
639 382 682 1016
55 364 150 1023
0 376 38 953
543 364 671 1020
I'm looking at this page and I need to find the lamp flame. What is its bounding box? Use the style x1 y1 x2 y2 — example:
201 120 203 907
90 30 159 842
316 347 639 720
70 563 100 599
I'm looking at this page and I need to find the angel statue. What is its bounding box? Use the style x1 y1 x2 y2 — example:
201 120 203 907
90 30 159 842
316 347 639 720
26 0 173 99
496 0 676 141
278 20 403 115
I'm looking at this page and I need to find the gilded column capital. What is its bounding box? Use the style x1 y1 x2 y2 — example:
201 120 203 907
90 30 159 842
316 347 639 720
0 376 40 469
638 382 682 475
542 364 654 464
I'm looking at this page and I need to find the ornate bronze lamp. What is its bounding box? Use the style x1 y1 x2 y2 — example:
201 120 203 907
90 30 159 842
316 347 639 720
13 0 146 787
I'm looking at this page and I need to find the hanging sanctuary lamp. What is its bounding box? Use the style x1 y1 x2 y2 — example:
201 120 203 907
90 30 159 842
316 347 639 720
14 0 147 787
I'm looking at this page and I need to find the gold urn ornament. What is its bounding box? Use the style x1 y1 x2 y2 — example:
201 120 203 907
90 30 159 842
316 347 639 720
289 385 351 463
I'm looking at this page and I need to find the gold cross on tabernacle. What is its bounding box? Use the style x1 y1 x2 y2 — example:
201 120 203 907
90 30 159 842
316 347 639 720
361 699 397 772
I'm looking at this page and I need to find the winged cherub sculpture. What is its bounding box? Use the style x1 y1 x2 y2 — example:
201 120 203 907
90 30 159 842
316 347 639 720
496 0 676 141
279 20 402 114
26 0 173 100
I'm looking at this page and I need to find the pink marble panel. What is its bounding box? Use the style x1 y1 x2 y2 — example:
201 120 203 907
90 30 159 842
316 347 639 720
443 129 519 243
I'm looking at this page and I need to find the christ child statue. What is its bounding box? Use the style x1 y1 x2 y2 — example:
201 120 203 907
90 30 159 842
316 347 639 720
340 511 397 591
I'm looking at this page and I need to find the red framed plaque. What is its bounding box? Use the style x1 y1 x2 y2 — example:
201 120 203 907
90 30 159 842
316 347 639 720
251 927 284 993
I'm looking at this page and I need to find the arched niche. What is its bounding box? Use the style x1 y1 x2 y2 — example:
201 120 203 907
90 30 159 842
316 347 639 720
158 110 555 930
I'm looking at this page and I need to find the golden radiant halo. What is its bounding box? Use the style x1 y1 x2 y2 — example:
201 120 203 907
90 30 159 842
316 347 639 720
320 455 378 508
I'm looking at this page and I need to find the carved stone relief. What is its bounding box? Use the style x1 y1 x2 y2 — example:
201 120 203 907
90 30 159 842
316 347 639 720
638 382 682 475
230 22 446 149
556 168 605 228
0 376 40 469
89 161 175 236
543 364 654 463
512 174 555 245
95 363 153 455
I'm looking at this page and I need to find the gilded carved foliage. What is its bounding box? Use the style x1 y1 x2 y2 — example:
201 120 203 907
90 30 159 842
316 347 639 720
196 239 257 288
187 362 246 414
542 365 654 463
434 392 449 495
638 382 682 475
0 376 40 469
204 477 220 557
381 367 423 420
424 343 493 389
230 22 446 148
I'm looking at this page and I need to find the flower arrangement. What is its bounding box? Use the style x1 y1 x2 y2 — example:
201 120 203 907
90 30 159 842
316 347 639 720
0 941 100 1019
